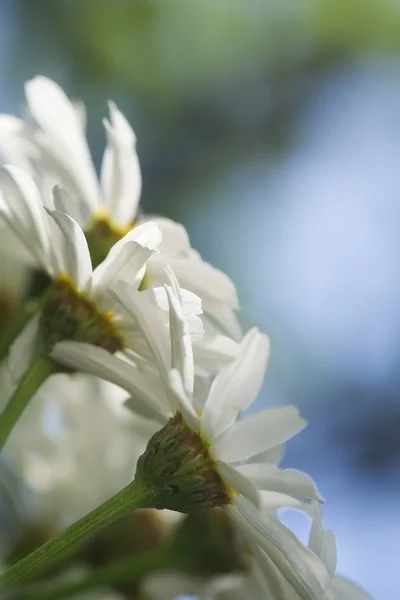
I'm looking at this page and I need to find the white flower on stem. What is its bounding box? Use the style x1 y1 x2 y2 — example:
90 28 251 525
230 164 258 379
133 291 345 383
52 269 330 600
0 165 188 381
0 76 241 339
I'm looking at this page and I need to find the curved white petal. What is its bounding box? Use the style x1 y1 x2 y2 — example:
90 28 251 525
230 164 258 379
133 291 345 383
202 301 243 341
51 341 168 424
165 283 194 396
212 406 306 464
151 216 191 256
193 335 238 376
52 185 86 225
48 210 92 291
92 241 152 299
259 490 302 508
231 496 332 600
0 115 36 172
25 76 100 212
150 252 239 308
237 464 323 503
0 165 51 270
215 461 260 508
201 328 270 440
169 369 198 431
111 281 171 389
248 444 286 466
101 102 141 225
309 506 337 579
124 221 162 251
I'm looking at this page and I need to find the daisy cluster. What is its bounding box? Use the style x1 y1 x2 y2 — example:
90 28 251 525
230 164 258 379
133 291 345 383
0 78 370 600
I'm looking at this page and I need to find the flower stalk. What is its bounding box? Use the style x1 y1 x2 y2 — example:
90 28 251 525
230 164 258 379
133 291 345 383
0 300 38 363
18 544 177 600
0 355 57 452
0 479 157 592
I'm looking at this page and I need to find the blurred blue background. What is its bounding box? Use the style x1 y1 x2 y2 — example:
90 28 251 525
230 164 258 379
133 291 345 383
0 1 399 598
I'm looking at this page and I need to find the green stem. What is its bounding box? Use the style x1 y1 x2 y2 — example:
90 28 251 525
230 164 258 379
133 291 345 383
0 480 155 592
20 544 177 600
0 302 37 363
0 355 56 452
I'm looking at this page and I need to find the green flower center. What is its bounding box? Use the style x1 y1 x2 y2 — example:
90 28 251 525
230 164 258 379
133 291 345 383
135 412 231 514
40 275 125 353
85 213 132 269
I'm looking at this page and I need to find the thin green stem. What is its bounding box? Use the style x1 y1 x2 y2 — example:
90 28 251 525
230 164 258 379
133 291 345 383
20 544 177 600
0 355 57 452
0 480 155 592
0 302 37 362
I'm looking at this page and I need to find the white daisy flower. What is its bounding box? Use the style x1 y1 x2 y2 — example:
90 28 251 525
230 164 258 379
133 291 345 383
0 76 241 339
0 165 237 385
52 270 331 600
0 165 204 385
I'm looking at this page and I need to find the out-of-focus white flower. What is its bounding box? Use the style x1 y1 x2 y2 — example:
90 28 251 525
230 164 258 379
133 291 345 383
4 374 147 524
0 76 241 339
202 504 372 600
52 270 330 600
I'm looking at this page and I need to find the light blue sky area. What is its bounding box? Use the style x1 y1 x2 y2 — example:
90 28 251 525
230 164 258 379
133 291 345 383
184 61 400 600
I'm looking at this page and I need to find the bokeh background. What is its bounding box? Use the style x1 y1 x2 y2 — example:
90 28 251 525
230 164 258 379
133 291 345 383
0 1 399 598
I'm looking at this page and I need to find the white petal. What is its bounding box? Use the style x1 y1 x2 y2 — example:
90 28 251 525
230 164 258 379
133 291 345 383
259 490 302 508
51 341 167 424
165 283 194 396
250 544 295 600
101 102 141 225
193 335 238 376
309 506 337 579
0 165 50 270
0 115 36 172
202 300 242 341
8 315 40 384
52 185 86 224
332 576 372 600
231 496 332 600
192 376 210 414
212 406 306 463
248 444 286 466
150 252 239 309
112 281 171 388
237 464 323 503
124 221 162 251
150 217 191 256
202 328 270 440
48 210 92 291
25 77 100 212
169 369 198 431
215 461 260 507
92 241 152 298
